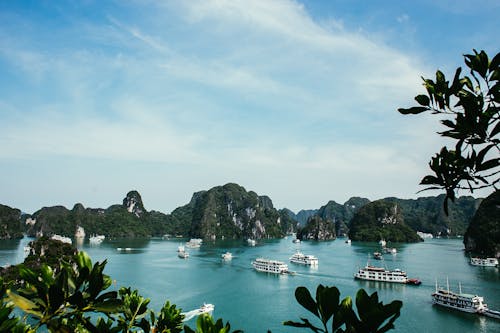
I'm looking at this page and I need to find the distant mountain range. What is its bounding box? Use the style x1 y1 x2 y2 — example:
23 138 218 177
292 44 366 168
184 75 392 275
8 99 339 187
0 183 487 244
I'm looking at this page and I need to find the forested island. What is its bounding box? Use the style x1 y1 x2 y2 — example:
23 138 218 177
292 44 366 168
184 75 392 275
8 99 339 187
0 183 496 254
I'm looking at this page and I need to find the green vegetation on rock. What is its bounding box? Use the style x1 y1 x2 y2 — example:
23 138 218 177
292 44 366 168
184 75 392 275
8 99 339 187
297 215 336 241
0 204 24 239
348 201 422 243
463 190 500 257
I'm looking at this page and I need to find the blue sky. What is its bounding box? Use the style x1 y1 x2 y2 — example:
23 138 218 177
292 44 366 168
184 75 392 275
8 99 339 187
1 0 498 214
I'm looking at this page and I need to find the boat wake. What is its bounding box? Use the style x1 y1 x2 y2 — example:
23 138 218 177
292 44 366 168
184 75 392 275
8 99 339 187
181 304 214 322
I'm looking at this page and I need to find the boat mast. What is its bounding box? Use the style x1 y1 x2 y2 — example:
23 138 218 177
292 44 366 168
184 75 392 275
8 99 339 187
459 282 462 294
446 277 450 293
435 278 438 293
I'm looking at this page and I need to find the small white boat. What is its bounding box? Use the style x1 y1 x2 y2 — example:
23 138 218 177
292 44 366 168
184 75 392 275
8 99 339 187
379 239 387 247
373 252 383 260
177 245 189 258
247 239 256 246
51 234 72 244
221 252 232 261
75 226 85 239
345 239 351 244
178 250 189 259
293 238 301 244
89 234 105 244
181 303 215 322
186 238 203 248
383 247 397 254
470 257 498 267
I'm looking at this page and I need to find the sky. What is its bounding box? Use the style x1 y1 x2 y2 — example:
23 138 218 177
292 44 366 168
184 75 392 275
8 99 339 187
0 0 498 214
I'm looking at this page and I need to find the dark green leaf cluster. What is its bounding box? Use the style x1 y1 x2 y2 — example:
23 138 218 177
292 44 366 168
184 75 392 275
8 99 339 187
284 285 402 333
398 50 500 213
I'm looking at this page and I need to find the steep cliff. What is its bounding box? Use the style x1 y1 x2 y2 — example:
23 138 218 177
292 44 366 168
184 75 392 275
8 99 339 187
170 183 288 240
0 204 24 239
463 191 499 257
348 200 422 243
297 215 336 241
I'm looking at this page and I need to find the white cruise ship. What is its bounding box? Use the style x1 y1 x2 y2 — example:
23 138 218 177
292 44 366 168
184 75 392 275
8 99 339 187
432 281 488 314
89 234 105 244
252 258 290 274
470 257 498 267
289 251 318 265
354 263 420 285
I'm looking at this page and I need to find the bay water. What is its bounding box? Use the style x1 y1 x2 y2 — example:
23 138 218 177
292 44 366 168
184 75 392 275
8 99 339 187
1 237 499 332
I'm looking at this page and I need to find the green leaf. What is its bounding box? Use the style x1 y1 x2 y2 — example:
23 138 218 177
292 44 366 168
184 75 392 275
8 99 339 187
93 299 124 313
6 290 42 318
316 286 340 325
295 286 319 318
397 106 428 115
477 158 499 172
414 94 430 106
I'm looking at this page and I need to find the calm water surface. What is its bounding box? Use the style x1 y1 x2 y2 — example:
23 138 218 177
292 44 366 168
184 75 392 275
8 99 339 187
1 237 499 332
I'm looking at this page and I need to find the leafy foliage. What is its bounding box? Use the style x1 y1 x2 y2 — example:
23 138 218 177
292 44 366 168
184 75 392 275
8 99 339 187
284 285 402 333
183 314 242 333
398 49 499 213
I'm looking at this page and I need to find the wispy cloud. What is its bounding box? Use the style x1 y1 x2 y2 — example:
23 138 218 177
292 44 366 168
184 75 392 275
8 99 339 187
2 0 493 212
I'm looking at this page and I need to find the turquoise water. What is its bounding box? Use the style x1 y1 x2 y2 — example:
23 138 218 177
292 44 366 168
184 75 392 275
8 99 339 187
1 237 499 332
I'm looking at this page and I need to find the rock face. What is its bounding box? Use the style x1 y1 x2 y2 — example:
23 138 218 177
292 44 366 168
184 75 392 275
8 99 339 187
383 195 480 237
348 200 422 243
169 183 291 240
297 215 336 241
0 204 24 239
315 197 370 237
26 191 168 238
123 191 145 218
464 191 500 257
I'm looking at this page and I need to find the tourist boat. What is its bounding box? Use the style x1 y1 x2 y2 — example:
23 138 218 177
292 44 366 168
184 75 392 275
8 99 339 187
373 252 383 260
383 247 397 254
484 308 500 319
221 252 232 261
75 226 85 239
379 239 387 247
247 239 256 246
181 303 215 322
345 239 351 244
252 258 290 274
470 257 498 267
289 251 318 265
292 238 301 244
185 238 203 248
432 280 488 314
177 245 189 258
51 234 72 244
89 234 105 244
354 263 420 285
